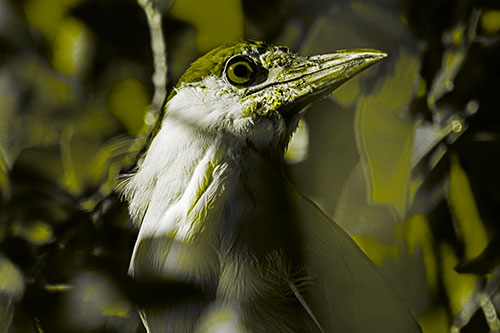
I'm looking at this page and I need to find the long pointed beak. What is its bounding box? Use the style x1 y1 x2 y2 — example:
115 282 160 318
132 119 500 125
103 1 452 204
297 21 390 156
289 49 387 95
246 49 387 117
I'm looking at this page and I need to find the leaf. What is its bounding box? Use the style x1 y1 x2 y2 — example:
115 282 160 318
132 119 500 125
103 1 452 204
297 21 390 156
417 306 450 333
448 154 489 261
107 78 150 137
23 0 84 42
0 255 24 301
168 0 244 53
52 17 93 76
440 243 477 316
350 233 398 266
333 51 420 234
0 256 24 333
355 50 420 216
481 10 500 34
11 220 55 246
397 214 439 294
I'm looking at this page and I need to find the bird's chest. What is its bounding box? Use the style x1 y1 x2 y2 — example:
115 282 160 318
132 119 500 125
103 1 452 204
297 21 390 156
132 148 315 331
218 152 303 258
202 156 314 331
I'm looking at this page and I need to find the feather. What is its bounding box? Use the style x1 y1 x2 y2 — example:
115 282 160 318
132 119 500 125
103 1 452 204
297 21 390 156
290 184 422 332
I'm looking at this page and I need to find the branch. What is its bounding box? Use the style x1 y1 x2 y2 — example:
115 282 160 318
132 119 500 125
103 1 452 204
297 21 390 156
137 0 168 125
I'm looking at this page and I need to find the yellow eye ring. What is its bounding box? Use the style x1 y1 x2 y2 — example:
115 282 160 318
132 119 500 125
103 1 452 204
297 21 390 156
225 57 255 85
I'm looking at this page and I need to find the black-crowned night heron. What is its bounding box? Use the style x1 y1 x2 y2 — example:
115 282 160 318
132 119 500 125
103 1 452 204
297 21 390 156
122 40 421 332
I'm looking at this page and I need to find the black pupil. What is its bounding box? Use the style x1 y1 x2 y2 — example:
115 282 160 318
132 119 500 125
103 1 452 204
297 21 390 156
234 64 249 78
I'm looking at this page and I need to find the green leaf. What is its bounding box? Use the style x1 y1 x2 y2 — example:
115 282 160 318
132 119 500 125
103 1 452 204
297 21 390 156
448 155 489 261
107 78 150 137
0 255 24 301
355 49 420 216
52 17 93 76
440 243 477 316
169 0 244 52
11 220 55 246
481 10 500 34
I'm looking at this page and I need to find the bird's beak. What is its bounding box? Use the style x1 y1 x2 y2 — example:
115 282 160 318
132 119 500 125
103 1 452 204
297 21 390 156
290 49 386 94
256 49 387 117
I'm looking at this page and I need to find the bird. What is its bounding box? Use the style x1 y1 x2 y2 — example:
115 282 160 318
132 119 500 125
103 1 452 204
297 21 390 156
121 40 422 332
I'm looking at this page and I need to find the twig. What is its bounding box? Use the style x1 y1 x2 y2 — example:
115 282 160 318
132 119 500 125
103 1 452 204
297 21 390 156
137 0 168 126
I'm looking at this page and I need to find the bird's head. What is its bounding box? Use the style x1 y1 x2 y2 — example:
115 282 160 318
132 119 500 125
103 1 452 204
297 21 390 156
163 40 386 151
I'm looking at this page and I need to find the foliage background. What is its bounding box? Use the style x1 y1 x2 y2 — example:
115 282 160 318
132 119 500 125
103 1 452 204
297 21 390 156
1 0 499 331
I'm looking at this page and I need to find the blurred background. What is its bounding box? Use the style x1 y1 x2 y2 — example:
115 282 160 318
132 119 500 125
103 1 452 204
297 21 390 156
1 0 500 331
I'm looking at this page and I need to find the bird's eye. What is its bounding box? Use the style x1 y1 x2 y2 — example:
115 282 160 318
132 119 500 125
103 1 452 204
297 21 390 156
225 56 256 86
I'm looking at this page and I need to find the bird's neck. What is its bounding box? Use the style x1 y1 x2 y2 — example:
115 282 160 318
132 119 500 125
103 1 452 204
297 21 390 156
219 144 302 259
213 145 313 331
126 125 312 331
